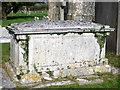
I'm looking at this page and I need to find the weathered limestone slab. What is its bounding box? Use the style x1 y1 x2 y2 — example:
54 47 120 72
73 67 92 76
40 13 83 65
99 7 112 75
7 20 114 83
0 68 16 88
0 26 11 43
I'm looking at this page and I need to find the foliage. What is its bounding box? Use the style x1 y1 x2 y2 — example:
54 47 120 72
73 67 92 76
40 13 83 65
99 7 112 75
29 4 48 11
95 32 110 58
2 2 35 20
106 52 120 68
21 35 30 67
34 64 38 72
46 71 54 77
95 33 106 57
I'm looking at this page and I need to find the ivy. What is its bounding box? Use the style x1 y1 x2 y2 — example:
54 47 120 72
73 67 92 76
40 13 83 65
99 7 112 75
95 32 109 58
34 64 38 72
34 64 42 75
100 26 105 31
78 32 83 35
34 64 53 77
16 75 21 80
21 35 30 73
46 71 54 77
50 33 53 35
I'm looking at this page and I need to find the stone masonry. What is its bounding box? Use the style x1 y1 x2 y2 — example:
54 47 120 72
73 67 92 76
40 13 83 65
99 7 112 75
7 20 114 83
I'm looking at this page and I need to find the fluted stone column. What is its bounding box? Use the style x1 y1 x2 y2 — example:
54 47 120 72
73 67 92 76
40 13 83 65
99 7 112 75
48 0 95 22
48 1 58 20
68 0 95 21
48 0 65 20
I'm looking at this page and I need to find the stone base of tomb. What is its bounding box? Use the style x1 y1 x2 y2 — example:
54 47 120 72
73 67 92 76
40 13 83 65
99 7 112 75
6 58 111 84
20 72 41 84
16 64 111 84
52 64 111 78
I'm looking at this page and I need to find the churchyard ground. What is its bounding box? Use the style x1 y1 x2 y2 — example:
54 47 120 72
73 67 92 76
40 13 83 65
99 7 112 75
0 13 120 88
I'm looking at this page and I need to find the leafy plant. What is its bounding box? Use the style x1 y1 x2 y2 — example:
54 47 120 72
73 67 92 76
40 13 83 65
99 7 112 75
34 64 38 72
46 70 54 77
21 35 30 67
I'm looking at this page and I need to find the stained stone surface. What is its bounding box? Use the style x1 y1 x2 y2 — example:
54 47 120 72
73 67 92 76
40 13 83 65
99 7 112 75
48 0 95 21
111 66 120 74
0 68 16 88
32 78 104 88
20 72 41 84
9 20 113 34
0 26 11 43
32 80 75 88
76 78 103 85
72 1 95 21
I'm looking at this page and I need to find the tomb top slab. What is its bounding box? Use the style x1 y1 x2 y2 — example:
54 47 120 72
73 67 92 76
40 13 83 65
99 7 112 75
8 20 114 35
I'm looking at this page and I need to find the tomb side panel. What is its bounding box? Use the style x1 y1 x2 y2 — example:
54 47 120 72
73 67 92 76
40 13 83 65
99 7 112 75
29 33 101 72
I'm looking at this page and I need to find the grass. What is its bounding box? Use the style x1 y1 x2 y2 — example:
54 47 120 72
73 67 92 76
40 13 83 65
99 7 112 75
47 74 120 88
0 43 10 64
1 12 120 88
106 52 120 68
0 44 2 61
2 13 48 27
47 78 119 88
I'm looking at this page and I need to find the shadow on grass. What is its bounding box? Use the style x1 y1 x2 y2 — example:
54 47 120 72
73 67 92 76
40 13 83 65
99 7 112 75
2 13 48 26
7 16 34 20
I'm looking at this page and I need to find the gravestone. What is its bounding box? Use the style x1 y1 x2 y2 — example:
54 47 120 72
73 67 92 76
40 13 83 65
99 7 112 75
7 20 114 83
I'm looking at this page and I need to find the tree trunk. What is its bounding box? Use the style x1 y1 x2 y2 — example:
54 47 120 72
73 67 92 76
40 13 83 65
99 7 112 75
2 13 7 20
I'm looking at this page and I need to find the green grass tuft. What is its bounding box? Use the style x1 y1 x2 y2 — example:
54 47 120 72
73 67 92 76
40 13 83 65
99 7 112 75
106 52 120 68
0 43 10 64
47 76 120 88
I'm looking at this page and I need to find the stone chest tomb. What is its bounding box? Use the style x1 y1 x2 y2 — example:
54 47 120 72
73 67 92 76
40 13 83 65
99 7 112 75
8 20 114 80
